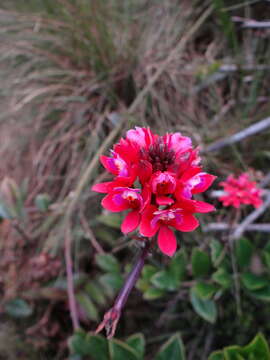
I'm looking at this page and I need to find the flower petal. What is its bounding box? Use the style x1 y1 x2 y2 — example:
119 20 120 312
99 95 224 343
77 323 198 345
173 213 199 232
194 200 216 213
100 155 117 174
121 211 140 234
138 160 152 184
139 205 159 237
156 196 174 206
157 225 177 257
101 193 129 212
91 182 112 193
192 173 217 194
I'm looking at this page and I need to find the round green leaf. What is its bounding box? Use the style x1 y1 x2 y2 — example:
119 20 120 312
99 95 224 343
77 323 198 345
35 193 51 212
76 292 99 321
193 281 218 299
235 238 254 268
109 338 139 360
241 273 269 291
154 333 186 360
96 254 121 273
69 332 109 359
143 287 166 300
212 268 232 289
191 248 211 277
151 270 180 291
190 289 217 323
5 298 33 318
210 239 224 267
126 333 145 359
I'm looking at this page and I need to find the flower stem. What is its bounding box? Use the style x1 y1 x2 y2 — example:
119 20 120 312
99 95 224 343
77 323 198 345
95 238 153 338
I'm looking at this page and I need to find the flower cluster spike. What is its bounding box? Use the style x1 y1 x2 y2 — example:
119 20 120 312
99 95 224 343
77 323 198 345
219 173 263 209
92 127 216 256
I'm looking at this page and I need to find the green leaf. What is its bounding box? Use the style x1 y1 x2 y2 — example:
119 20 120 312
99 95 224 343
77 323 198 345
151 270 179 291
191 248 211 277
136 278 150 292
249 285 270 302
208 333 270 360
69 355 82 360
264 241 270 253
262 251 270 269
0 201 12 219
136 265 159 292
212 0 238 52
99 273 124 295
241 273 269 291
35 193 51 211
193 281 218 299
223 346 244 360
76 293 99 321
109 338 139 360
85 281 107 306
142 265 159 280
96 254 120 273
143 287 166 300
69 332 109 359
235 238 254 268
126 333 145 359
212 268 232 289
169 251 187 281
241 333 270 360
210 239 224 266
53 273 87 290
5 298 33 318
97 213 122 229
208 351 225 360
94 228 118 246
190 289 217 323
155 333 186 360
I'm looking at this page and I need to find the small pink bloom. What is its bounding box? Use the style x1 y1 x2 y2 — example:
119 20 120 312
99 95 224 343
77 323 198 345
219 173 263 209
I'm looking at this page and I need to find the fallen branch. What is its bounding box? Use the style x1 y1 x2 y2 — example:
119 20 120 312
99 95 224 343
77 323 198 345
232 16 270 29
231 193 270 239
204 117 270 153
204 222 270 233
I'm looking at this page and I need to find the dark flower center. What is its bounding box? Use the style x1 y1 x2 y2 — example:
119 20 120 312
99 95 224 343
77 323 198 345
147 138 175 172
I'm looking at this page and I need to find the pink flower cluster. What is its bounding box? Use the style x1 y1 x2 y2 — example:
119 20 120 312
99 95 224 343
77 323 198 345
92 127 216 256
219 173 263 209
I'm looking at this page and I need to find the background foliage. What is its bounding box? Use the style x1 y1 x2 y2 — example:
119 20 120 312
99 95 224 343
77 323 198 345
0 0 270 359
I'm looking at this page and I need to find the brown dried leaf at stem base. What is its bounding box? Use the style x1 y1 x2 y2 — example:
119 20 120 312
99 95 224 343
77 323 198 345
95 308 121 339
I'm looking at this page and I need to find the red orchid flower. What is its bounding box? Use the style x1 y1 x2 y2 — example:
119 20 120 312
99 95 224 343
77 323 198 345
92 127 216 257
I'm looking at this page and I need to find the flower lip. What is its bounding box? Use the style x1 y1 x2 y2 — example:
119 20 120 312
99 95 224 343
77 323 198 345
151 171 176 195
114 187 142 209
151 208 180 228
